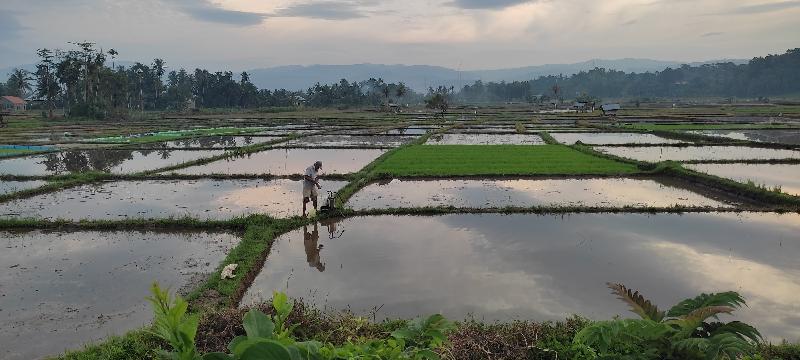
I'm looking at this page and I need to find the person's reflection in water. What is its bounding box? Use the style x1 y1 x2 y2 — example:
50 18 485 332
303 223 325 272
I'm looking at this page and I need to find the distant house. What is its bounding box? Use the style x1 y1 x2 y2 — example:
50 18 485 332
601 103 621 116
572 102 587 112
0 96 26 112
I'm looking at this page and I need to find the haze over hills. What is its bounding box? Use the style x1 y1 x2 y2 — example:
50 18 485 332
2 58 747 93
244 58 747 91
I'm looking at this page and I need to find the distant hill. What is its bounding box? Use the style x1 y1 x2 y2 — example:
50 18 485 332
245 59 747 91
3 58 747 92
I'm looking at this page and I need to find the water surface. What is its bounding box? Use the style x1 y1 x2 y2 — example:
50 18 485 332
143 135 280 149
0 179 347 220
0 230 239 360
0 149 224 176
347 178 734 209
425 134 545 145
685 129 800 145
285 135 415 147
552 133 683 145
172 148 385 175
595 146 800 162
0 180 46 195
686 163 800 196
242 213 800 342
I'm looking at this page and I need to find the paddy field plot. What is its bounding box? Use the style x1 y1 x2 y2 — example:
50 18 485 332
373 145 639 176
0 180 46 195
595 145 800 162
426 134 545 145
284 135 416 147
685 129 800 145
551 132 684 145
171 148 385 176
0 149 224 176
241 212 800 342
347 178 735 209
686 163 800 196
138 135 281 149
0 230 239 360
0 179 347 220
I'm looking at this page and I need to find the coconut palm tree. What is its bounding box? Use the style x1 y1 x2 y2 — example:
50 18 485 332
6 68 33 98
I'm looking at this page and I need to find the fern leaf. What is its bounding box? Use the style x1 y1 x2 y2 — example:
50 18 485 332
705 333 755 360
709 321 763 344
607 283 665 321
667 292 746 317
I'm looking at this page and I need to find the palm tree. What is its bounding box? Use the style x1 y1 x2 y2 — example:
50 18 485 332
6 68 33 98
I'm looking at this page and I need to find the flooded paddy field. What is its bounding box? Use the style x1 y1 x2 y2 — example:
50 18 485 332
686 163 800 196
285 135 416 147
0 179 347 220
171 148 385 175
347 178 736 209
595 145 800 162
552 132 685 145
0 230 239 360
383 127 437 135
685 129 800 145
242 212 800 342
0 149 224 176
0 180 47 195
425 133 545 145
139 135 282 149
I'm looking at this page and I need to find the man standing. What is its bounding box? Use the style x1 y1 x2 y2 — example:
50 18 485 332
303 161 323 217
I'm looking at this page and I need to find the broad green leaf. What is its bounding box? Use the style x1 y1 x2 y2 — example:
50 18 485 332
243 309 275 339
240 340 292 360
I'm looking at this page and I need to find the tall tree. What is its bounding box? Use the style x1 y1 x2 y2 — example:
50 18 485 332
6 68 33 98
35 49 60 118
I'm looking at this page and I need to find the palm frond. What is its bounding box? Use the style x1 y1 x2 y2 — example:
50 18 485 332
667 292 746 317
709 321 763 344
705 333 756 360
607 282 665 321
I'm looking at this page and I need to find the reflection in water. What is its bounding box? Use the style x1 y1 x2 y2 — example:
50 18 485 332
0 149 224 175
242 213 800 342
302 219 345 272
425 134 545 145
686 130 800 145
686 163 800 196
596 146 800 162
0 230 240 360
347 178 734 209
551 132 682 145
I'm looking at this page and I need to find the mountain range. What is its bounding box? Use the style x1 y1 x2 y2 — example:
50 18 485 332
2 58 747 92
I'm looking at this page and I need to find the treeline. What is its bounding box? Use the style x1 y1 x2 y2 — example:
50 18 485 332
458 48 800 102
1 42 418 119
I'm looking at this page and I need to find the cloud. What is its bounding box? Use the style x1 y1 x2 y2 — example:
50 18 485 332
274 1 368 20
172 0 267 26
0 12 26 39
448 0 534 10
701 32 723 37
715 0 800 15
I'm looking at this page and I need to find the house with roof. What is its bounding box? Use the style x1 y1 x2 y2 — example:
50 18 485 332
601 103 621 116
1 96 27 112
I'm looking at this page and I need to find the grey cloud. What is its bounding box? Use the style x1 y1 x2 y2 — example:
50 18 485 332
274 1 368 20
701 32 723 37
0 12 26 39
715 0 800 15
448 0 534 10
172 0 267 26
622 19 638 26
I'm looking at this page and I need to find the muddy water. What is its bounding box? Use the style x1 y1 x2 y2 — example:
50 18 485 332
0 179 346 220
0 180 46 195
0 149 224 176
595 146 800 162
172 148 385 175
552 132 683 145
0 230 239 360
686 163 800 196
425 134 545 145
242 213 800 342
347 178 734 209
285 135 416 147
686 129 800 145
141 135 280 149
384 127 435 135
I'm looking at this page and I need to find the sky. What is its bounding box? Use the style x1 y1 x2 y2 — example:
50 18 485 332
0 0 798 71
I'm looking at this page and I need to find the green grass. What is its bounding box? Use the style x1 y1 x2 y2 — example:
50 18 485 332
0 148 43 157
372 145 640 176
620 123 800 131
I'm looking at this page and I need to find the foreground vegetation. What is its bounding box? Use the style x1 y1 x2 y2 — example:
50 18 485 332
372 145 640 176
56 282 800 360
